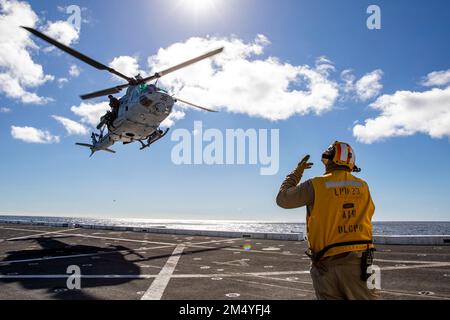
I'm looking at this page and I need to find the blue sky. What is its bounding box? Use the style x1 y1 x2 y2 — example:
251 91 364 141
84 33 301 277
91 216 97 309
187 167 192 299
0 0 449 222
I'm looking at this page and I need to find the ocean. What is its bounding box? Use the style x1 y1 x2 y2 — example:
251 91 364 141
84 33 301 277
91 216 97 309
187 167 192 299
0 215 450 235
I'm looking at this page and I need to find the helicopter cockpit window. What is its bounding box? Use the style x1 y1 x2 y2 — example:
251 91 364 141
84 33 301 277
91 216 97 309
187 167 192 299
138 84 156 94
138 84 149 93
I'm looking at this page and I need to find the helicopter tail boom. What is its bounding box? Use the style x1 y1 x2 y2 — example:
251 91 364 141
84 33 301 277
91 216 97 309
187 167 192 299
75 143 116 157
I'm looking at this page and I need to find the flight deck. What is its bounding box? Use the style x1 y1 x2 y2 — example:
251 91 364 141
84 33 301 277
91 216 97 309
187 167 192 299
0 223 449 300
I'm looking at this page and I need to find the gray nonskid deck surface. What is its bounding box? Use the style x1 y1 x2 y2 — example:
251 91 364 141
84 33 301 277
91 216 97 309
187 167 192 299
0 223 449 300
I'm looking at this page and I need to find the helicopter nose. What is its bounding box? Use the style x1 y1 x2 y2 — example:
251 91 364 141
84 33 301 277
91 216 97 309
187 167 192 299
139 94 153 107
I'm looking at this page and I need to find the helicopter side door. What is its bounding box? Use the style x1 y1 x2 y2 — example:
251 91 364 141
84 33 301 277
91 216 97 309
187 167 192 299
118 92 130 118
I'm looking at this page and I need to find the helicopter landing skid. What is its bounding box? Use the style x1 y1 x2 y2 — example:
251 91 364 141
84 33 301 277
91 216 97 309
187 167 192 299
139 128 170 150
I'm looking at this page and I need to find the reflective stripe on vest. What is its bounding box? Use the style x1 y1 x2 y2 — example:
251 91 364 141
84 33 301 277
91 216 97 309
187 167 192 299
307 170 375 259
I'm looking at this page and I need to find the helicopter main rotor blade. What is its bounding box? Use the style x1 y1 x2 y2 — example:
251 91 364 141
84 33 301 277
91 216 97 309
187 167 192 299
21 26 133 83
142 47 224 83
174 97 218 113
80 84 129 100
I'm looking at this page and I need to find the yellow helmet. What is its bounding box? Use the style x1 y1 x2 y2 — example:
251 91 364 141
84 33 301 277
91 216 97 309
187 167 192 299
321 141 361 172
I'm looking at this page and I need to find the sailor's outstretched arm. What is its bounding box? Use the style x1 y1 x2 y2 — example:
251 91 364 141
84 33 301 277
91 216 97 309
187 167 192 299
276 155 314 209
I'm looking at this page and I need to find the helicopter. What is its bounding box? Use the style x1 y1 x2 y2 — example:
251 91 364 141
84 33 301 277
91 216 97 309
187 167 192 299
22 26 223 157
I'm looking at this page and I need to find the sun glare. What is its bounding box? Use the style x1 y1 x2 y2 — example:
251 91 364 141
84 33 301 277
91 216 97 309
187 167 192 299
177 0 221 16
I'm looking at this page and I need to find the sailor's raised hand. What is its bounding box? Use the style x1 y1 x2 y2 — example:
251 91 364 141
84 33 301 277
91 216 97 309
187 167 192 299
295 155 313 175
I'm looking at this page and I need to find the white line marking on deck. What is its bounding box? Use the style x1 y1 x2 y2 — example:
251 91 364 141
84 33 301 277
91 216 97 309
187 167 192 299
0 250 125 266
191 238 242 246
8 228 300 257
52 232 178 246
380 262 450 271
0 242 182 266
0 270 312 281
253 274 313 285
213 259 250 267
375 258 448 264
6 228 79 241
141 245 185 300
0 227 183 248
381 289 450 300
228 278 312 294
29 231 302 257
0 226 60 234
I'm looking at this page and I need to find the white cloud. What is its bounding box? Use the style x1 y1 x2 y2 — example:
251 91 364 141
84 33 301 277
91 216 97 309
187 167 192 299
0 73 53 104
353 85 450 143
52 115 88 135
69 64 80 77
0 106 11 113
340 69 383 101
109 56 141 79
11 125 60 144
70 101 109 126
422 69 450 87
146 35 339 122
0 1 84 104
57 77 68 88
340 69 356 94
41 20 79 47
315 56 335 75
355 70 383 101
0 0 54 104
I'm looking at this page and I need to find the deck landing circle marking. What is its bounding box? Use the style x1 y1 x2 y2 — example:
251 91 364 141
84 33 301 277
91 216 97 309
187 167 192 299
262 247 281 251
419 291 435 296
226 293 240 298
